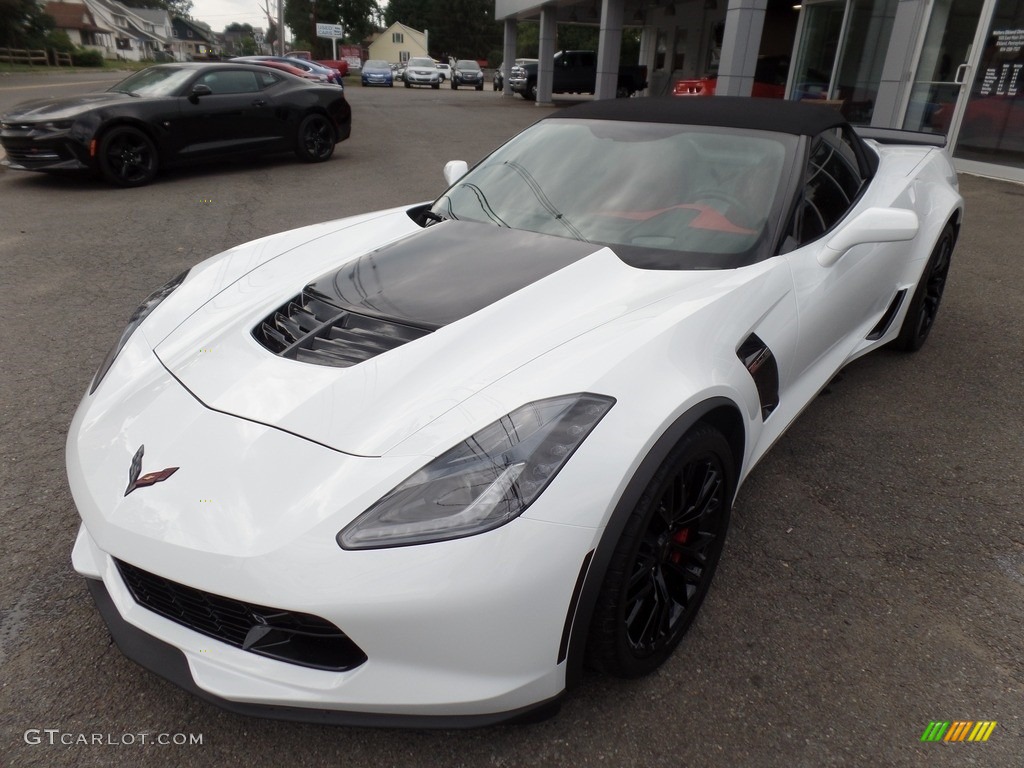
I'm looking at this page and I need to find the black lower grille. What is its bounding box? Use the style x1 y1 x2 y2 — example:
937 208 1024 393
115 560 367 672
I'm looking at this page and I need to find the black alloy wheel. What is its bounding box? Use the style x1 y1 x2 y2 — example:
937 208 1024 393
588 425 734 678
98 126 158 187
894 221 957 352
294 113 335 163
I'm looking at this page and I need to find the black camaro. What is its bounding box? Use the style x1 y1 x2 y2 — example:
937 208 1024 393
0 62 352 187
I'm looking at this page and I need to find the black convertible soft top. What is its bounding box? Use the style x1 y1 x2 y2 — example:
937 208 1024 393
550 96 847 137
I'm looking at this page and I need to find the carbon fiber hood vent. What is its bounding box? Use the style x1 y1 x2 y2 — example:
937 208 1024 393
253 288 430 367
252 221 599 368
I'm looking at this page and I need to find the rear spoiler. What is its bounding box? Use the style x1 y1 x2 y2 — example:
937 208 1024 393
854 126 947 148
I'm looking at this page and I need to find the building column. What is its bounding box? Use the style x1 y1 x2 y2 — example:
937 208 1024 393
715 0 768 96
595 0 625 99
536 4 557 104
502 18 518 99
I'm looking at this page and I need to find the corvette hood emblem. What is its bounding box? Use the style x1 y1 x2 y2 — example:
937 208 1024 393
125 445 179 496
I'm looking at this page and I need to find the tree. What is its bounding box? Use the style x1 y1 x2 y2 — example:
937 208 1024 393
383 0 431 31
0 0 55 48
285 0 380 52
124 0 194 19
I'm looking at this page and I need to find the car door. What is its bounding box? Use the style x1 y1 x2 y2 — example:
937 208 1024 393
782 128 910 394
173 68 285 159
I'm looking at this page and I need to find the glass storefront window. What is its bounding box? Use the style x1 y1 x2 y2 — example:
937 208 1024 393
790 0 845 101
903 0 985 135
790 0 898 123
955 6 1024 167
833 0 899 122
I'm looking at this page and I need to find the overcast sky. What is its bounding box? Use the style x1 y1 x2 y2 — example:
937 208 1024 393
190 0 280 35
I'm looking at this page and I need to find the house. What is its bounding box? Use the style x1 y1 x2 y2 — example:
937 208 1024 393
129 7 176 59
44 1 113 52
171 16 222 60
80 0 173 60
366 22 429 65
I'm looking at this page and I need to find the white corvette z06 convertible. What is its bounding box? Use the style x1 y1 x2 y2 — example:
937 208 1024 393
68 97 963 726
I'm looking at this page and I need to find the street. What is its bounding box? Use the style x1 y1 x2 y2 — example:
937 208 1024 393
1 75 1022 768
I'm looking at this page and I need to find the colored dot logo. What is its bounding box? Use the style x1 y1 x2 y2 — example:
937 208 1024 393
199 197 213 205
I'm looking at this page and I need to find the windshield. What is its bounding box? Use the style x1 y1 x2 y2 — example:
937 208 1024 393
109 66 195 97
431 118 795 269
408 58 434 67
457 61 481 70
365 60 388 69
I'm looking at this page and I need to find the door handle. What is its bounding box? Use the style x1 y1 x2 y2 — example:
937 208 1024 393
954 63 970 85
252 99 267 107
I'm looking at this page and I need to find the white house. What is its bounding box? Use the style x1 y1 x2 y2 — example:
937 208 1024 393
367 22 429 64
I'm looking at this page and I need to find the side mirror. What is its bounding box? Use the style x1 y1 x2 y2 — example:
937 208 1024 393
189 84 213 103
818 207 919 267
443 160 469 187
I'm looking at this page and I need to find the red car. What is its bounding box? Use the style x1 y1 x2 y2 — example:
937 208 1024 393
240 58 329 83
673 56 790 99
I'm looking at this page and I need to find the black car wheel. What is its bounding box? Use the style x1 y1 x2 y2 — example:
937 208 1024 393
404 80 411 88
451 81 457 90
475 84 483 91
527 83 538 101
98 126 158 187
432 82 440 90
587 424 734 678
294 113 335 163
893 221 957 352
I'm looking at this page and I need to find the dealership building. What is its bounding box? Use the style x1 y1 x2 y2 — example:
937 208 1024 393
495 0 1024 183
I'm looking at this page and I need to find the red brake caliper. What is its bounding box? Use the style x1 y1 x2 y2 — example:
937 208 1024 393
670 528 690 563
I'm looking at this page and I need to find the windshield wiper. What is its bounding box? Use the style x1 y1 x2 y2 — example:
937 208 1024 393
502 160 588 242
421 209 446 226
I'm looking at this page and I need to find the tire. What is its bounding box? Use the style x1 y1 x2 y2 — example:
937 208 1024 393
587 424 734 678
294 113 335 163
98 126 158 187
893 221 957 352
525 83 537 101
451 81 457 90
476 84 483 91
432 82 440 90
404 80 411 88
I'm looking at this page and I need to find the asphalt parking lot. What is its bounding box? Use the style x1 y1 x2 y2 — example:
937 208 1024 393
1 74 1022 767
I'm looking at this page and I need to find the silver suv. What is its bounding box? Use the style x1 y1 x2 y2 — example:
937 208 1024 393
404 57 441 89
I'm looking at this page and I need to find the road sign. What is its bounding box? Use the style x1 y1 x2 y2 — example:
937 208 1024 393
316 23 344 39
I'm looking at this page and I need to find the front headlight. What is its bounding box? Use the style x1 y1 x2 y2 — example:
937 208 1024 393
338 393 615 549
89 270 189 394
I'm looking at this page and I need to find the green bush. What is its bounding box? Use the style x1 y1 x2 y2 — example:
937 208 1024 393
48 30 75 52
71 48 104 67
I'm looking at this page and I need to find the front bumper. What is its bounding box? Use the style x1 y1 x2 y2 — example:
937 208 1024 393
0 135 90 172
405 71 439 85
82 572 562 727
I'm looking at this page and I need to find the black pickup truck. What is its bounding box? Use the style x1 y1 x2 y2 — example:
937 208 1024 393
509 50 648 100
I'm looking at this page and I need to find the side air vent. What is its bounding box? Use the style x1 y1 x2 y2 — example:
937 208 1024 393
737 333 780 420
866 289 907 341
253 289 431 367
